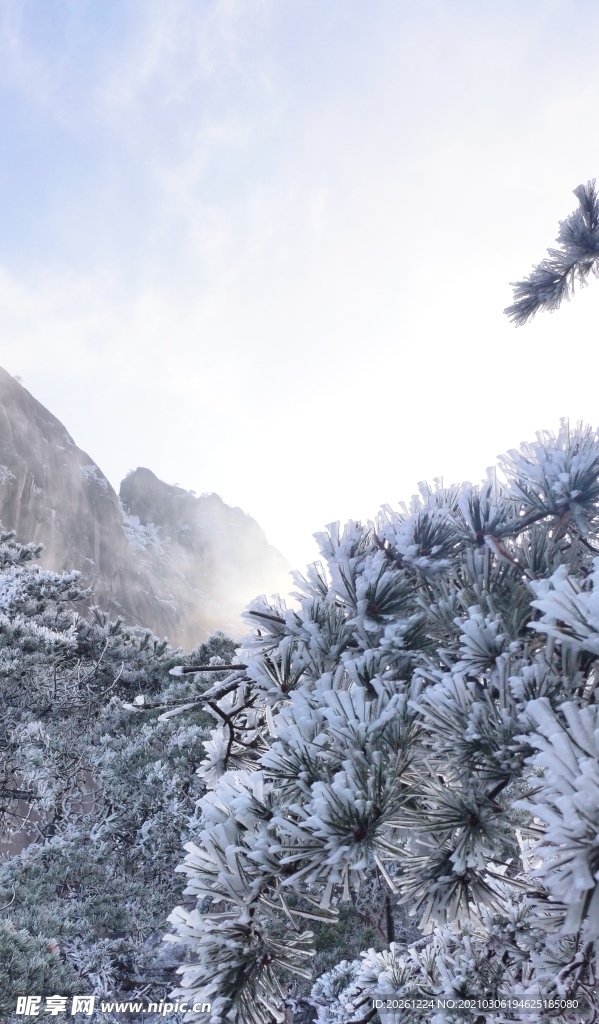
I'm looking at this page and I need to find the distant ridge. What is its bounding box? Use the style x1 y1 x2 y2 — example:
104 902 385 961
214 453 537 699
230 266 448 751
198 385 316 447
0 367 290 646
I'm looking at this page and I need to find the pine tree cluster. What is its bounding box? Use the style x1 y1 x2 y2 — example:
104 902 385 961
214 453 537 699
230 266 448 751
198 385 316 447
164 422 599 1024
0 529 236 1021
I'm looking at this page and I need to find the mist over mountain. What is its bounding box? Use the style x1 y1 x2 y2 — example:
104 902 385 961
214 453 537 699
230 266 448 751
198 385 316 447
0 367 290 646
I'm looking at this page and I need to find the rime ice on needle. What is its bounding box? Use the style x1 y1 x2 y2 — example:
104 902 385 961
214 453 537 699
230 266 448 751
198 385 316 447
166 422 599 1023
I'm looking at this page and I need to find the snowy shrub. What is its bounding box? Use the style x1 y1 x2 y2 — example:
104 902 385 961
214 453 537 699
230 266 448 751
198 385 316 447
0 920 80 1019
0 527 238 1015
122 511 164 554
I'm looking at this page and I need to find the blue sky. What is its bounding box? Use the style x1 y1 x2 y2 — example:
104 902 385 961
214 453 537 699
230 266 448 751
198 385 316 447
2 0 599 578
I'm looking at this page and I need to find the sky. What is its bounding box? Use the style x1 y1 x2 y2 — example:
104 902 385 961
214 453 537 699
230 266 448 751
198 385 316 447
1 0 599 581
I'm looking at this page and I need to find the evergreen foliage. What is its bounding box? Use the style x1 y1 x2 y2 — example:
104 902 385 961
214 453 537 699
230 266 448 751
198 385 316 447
0 528 237 1020
165 422 599 1023
7 418 599 1023
505 179 599 325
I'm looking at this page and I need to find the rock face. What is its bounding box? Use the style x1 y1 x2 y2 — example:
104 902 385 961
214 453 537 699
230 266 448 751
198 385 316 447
0 367 290 646
119 468 292 642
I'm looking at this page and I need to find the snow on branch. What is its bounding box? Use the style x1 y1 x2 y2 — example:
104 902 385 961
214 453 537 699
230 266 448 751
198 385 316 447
505 179 599 325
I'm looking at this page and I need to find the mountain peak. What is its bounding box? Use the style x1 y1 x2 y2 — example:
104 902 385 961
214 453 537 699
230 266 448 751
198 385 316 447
0 368 290 645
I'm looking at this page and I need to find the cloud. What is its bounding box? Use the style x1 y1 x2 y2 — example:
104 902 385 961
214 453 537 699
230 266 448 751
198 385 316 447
2 0 599 574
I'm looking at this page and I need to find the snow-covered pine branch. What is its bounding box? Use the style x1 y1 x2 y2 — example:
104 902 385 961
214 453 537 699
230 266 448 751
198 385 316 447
167 421 599 1024
505 179 599 325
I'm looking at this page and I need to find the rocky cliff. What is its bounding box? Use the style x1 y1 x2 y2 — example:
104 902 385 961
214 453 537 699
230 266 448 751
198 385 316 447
0 367 290 646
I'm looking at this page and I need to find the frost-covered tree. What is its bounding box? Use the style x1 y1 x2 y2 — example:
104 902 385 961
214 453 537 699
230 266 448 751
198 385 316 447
505 179 599 325
167 421 599 1024
0 528 238 1020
